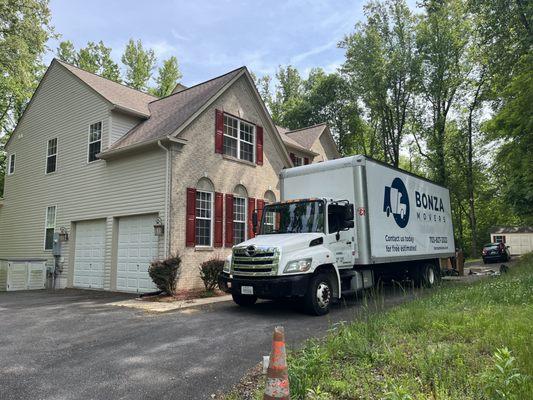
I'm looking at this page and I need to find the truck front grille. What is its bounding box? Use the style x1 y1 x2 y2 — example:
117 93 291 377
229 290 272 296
232 246 279 276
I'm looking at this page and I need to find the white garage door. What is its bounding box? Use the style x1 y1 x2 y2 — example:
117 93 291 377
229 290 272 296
116 214 159 293
73 220 106 289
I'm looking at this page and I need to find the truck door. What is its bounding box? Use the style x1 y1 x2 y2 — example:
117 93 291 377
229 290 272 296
327 203 355 268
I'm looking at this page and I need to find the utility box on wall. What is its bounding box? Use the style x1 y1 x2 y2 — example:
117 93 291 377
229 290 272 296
0 260 47 291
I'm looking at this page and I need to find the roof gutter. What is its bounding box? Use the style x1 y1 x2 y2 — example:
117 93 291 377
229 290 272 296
98 136 187 160
282 141 319 156
110 104 151 118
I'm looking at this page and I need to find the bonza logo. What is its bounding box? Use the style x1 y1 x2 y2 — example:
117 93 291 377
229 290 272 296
383 178 410 228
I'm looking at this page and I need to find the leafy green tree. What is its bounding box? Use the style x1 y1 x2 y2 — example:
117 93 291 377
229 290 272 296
152 56 182 97
341 0 419 167
121 39 156 91
56 40 76 65
97 41 121 82
414 0 471 186
0 0 54 196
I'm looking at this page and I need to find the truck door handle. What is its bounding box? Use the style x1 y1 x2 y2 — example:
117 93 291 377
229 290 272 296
346 242 352 245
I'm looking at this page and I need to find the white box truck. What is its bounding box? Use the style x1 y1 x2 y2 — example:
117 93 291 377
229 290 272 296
219 155 455 315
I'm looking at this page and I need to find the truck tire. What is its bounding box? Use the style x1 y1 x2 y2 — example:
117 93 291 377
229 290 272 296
303 273 333 316
232 293 257 307
419 263 439 288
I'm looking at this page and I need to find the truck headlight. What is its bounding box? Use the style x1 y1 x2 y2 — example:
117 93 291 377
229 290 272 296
284 258 312 273
223 258 231 273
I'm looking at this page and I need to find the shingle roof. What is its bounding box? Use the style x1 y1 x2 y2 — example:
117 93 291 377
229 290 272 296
57 59 157 117
110 67 245 150
491 226 533 234
276 125 315 154
284 123 328 149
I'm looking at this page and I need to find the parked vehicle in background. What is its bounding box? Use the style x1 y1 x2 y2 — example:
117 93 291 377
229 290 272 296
219 156 455 315
482 243 511 264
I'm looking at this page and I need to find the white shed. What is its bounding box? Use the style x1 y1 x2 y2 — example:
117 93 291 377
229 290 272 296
490 227 533 256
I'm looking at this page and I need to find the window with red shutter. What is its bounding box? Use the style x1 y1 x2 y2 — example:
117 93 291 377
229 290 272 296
304 157 310 165
215 109 224 154
247 197 256 238
214 192 223 247
289 152 296 164
256 126 263 165
225 194 234 247
186 188 196 247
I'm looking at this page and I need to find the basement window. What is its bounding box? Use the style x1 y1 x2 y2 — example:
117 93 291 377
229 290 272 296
46 138 57 173
44 206 56 250
88 121 102 163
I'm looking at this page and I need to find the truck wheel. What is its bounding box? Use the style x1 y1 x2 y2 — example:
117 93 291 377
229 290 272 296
303 274 333 316
419 263 439 288
232 293 257 307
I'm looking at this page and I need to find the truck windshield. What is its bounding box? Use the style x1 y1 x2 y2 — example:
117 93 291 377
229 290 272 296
260 200 324 234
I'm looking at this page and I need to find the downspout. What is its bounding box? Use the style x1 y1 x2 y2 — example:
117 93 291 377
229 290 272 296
158 140 170 258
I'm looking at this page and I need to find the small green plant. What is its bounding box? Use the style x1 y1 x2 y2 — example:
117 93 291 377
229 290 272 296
199 258 224 291
484 347 523 400
384 384 414 400
148 254 181 295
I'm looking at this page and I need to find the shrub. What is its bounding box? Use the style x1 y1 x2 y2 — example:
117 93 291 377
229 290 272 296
199 258 224 291
148 254 181 295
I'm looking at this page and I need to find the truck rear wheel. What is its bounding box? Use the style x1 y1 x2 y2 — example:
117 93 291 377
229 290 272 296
303 274 332 316
418 263 439 288
232 293 257 307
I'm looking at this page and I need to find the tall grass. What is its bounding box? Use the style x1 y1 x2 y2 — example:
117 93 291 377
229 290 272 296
286 255 533 399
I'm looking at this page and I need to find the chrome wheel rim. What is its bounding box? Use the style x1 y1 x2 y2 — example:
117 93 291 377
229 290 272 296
316 282 331 309
428 267 435 285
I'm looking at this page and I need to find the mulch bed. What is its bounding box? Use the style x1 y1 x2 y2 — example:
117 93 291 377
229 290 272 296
140 289 227 302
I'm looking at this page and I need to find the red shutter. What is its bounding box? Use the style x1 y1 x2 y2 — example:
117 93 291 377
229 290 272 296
256 125 263 165
304 157 310 165
289 152 296 164
248 197 256 238
186 188 196 247
215 109 224 154
257 199 265 233
214 192 223 247
225 194 234 247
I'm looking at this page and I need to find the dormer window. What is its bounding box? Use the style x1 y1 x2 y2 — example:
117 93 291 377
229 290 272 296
88 121 102 163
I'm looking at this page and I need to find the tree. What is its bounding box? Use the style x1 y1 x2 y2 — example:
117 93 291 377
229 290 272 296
56 40 76 64
414 0 471 186
121 39 156 91
97 41 121 82
341 0 419 167
270 65 303 126
152 56 182 97
0 0 54 196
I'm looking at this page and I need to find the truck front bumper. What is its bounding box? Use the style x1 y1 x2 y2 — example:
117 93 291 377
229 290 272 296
218 273 310 298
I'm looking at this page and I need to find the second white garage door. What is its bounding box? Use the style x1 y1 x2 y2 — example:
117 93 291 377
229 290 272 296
116 214 159 293
73 219 106 289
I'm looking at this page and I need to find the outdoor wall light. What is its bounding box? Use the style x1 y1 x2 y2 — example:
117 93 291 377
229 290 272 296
58 227 69 242
153 217 165 237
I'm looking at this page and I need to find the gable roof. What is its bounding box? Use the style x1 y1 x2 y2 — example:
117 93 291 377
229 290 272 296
284 123 328 149
491 226 533 234
109 67 245 150
276 125 317 155
56 59 157 117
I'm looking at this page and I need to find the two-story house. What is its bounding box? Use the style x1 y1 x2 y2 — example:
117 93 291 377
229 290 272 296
0 59 339 292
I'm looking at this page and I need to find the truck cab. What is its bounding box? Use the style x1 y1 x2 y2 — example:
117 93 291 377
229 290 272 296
218 198 370 315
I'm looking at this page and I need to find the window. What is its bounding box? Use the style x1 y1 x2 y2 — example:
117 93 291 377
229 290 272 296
223 114 255 162
195 191 213 246
46 138 57 173
262 191 277 234
494 235 506 243
294 155 304 167
44 206 56 250
233 196 247 244
8 154 15 175
88 121 102 162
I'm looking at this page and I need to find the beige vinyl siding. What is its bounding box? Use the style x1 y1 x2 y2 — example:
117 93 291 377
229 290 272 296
310 130 339 162
109 111 143 146
0 62 166 289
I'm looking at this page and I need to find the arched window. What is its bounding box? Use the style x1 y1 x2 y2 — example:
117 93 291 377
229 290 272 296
262 190 277 233
195 178 214 246
233 185 248 244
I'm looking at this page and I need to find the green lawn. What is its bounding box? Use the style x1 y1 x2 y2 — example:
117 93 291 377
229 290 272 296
231 255 533 400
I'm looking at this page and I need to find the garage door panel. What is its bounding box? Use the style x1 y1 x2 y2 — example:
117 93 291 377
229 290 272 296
74 220 106 289
116 215 159 293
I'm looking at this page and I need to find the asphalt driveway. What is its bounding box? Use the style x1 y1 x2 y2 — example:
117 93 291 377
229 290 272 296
0 285 420 400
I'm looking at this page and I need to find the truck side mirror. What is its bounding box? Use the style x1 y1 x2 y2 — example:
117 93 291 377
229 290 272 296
252 210 258 233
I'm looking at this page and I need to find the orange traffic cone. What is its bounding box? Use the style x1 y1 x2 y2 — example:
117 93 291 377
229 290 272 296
263 326 290 400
